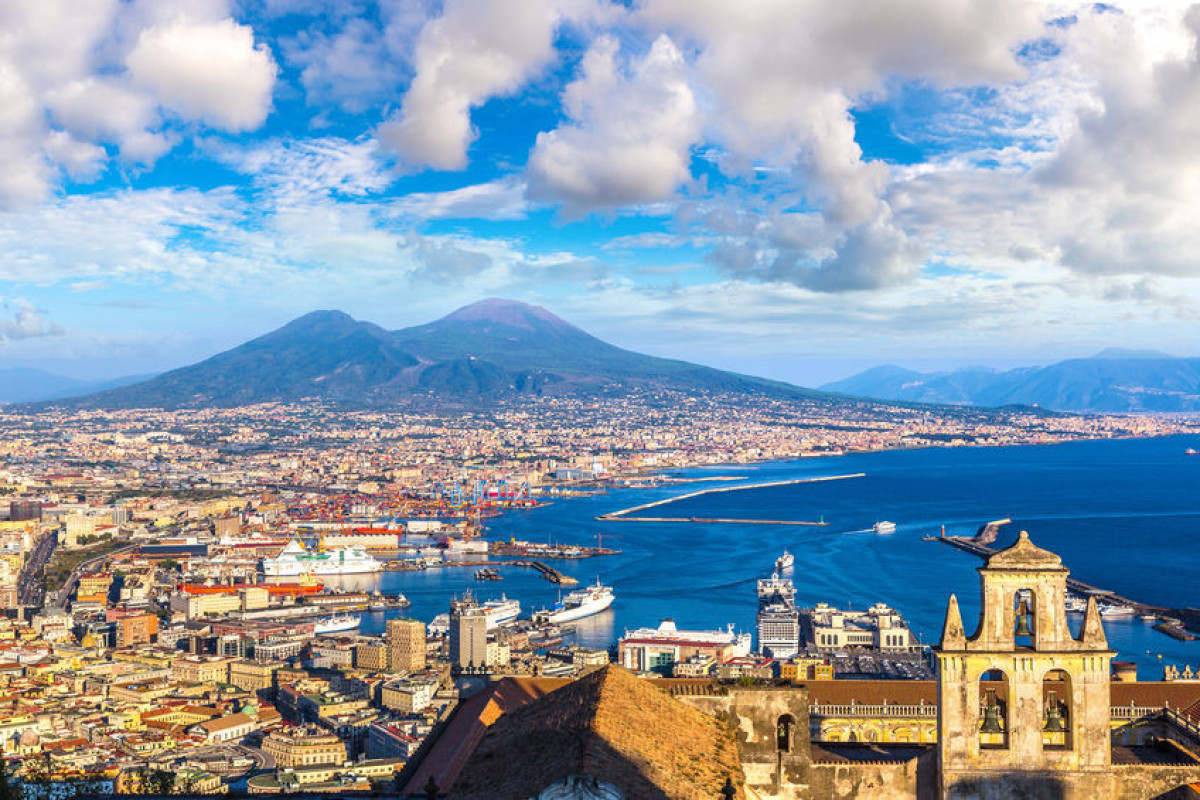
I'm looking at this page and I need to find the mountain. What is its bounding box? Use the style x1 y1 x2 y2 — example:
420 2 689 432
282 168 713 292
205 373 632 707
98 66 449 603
0 367 152 404
53 299 824 409
823 354 1200 412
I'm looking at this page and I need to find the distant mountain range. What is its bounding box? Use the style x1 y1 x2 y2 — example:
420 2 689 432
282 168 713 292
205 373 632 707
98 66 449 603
44 299 825 409
0 368 153 404
822 349 1200 412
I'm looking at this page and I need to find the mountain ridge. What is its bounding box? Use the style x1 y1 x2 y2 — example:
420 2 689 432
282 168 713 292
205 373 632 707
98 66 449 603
45 299 826 409
823 355 1200 412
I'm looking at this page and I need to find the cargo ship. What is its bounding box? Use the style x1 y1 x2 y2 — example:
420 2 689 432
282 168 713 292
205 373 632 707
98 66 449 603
534 582 614 625
261 540 382 577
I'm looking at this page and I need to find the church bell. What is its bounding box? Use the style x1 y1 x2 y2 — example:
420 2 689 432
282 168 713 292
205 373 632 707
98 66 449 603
1014 598 1033 637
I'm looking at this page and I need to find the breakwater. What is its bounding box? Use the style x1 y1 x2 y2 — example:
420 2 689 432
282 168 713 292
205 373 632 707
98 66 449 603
596 473 865 524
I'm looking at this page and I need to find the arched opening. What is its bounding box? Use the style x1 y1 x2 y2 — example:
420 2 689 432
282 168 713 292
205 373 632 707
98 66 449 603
979 669 1009 750
776 714 796 753
1013 588 1037 648
1042 669 1073 750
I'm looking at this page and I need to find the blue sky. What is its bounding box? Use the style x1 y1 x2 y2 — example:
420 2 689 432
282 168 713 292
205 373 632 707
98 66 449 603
1 0 1199 385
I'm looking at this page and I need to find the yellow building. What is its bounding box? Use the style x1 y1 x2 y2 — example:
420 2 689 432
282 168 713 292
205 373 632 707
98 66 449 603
261 727 348 768
172 656 233 685
386 618 426 672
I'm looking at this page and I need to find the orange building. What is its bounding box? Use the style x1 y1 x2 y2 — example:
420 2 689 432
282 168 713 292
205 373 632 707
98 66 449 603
115 612 159 647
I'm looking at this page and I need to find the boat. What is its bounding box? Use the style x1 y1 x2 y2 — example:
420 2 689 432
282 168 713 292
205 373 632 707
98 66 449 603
775 550 794 571
534 581 614 624
1064 594 1088 613
873 521 897 534
261 540 382 577
481 595 521 628
1140 614 1159 623
314 614 362 634
1099 603 1136 617
1187 448 1198 455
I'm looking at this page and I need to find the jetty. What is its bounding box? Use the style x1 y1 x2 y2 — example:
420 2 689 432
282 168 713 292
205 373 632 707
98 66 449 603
596 473 865 524
509 560 578 586
931 531 1200 638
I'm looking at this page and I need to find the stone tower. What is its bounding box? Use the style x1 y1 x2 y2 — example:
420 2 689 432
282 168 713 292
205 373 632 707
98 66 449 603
935 531 1115 799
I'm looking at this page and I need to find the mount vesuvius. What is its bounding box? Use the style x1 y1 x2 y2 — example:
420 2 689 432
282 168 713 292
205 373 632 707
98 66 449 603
54 299 827 409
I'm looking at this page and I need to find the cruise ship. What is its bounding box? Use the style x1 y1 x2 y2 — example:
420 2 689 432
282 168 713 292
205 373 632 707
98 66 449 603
481 595 521 628
314 614 361 634
534 581 614 625
261 540 382 577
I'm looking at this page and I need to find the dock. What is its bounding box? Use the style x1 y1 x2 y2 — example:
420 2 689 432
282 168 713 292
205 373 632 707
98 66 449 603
596 473 865 524
509 560 578 585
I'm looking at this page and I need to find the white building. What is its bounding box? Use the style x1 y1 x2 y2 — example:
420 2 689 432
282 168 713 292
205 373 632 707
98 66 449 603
806 602 916 652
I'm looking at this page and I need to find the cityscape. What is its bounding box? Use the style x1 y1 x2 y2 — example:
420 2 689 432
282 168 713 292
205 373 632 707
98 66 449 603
2 1 1200 799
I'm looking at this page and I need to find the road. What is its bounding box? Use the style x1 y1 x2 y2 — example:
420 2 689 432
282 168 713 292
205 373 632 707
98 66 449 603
48 543 136 610
16 529 57 609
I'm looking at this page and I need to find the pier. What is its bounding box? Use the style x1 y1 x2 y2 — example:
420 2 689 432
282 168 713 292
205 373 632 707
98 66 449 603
509 560 578 585
932 534 1200 637
596 473 865 524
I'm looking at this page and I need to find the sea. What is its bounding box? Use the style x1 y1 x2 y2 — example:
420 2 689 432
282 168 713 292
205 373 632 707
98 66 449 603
334 434 1200 678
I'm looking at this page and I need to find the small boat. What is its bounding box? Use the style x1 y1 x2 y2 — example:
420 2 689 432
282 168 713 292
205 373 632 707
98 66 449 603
1186 448 1198 455
1140 614 1159 622
775 550 794 571
873 521 896 534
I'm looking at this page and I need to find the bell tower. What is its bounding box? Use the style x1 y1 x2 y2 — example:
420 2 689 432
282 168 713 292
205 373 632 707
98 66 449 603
935 531 1115 799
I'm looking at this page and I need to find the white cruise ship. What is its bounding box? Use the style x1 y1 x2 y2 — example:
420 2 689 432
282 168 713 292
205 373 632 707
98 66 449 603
314 614 361 634
481 595 521 628
262 540 382 577
535 581 614 625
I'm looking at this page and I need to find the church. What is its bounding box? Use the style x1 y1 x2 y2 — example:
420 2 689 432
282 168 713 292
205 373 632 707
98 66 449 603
406 532 1200 799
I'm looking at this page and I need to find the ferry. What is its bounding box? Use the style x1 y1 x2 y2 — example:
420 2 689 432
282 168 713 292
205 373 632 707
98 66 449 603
775 550 794 571
314 614 362 634
1099 602 1136 617
534 581 614 625
261 540 382 577
481 595 521 628
873 521 897 534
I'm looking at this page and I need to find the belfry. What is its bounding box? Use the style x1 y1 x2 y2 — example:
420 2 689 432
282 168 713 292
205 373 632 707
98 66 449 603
935 530 1116 798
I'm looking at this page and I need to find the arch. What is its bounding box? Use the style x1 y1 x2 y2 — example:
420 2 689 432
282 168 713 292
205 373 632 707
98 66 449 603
1041 669 1073 750
978 668 1010 750
1013 587 1037 648
776 714 797 753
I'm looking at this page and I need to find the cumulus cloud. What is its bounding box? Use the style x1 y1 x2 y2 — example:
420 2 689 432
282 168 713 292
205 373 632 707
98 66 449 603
0 0 277 208
127 18 277 131
378 0 607 170
0 298 64 341
526 34 701 216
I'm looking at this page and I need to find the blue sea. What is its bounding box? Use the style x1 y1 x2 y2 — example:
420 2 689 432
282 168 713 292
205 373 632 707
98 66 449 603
336 434 1200 677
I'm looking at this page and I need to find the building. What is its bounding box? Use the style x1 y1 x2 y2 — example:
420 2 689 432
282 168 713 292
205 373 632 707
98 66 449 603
807 602 916 652
114 611 158 648
386 618 426 672
171 655 232 685
354 641 389 672
618 619 752 676
230 659 279 693
9 500 41 521
261 726 348 768
380 677 437 714
757 572 801 659
449 603 488 670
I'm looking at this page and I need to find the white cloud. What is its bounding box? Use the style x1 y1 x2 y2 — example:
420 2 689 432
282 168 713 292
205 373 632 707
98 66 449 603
0 298 63 341
127 18 277 131
526 34 700 216
387 176 531 221
378 0 610 170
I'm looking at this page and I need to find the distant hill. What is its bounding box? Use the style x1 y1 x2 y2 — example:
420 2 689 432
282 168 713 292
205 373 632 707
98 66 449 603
0 367 152 404
52 299 828 409
823 352 1200 412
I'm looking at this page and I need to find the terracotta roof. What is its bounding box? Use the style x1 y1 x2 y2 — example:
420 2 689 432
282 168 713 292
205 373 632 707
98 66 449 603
402 676 569 796
805 680 937 707
449 665 745 800
1111 682 1200 711
986 530 1065 571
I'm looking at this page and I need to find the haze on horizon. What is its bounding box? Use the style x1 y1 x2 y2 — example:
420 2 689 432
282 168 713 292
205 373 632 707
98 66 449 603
0 0 1198 387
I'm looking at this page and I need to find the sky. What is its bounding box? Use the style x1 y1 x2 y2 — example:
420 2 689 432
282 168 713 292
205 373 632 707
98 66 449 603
1 0 1199 387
